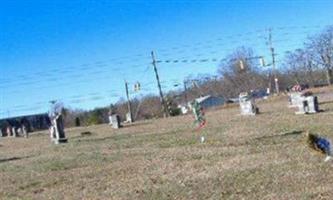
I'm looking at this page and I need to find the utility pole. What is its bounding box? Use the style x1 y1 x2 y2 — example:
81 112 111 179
151 51 168 118
124 80 133 122
183 80 188 105
268 28 280 94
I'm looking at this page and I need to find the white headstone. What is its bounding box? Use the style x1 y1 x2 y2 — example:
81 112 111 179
126 112 132 123
22 125 28 138
7 127 12 137
295 95 319 114
111 114 121 129
239 92 258 116
288 92 302 108
49 102 67 144
12 127 17 137
306 96 319 113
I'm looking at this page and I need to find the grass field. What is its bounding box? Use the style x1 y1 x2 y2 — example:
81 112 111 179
1 89 333 200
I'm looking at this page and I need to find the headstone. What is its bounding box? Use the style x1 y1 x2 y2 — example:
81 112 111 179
49 102 67 144
17 127 22 136
108 115 113 125
295 95 319 114
239 92 258 116
22 125 28 138
6 126 12 137
307 96 319 113
288 92 302 108
12 127 17 137
50 114 67 144
108 106 116 125
111 114 121 129
126 112 132 123
0 129 3 137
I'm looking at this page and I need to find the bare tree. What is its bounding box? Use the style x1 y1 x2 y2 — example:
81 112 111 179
218 47 267 97
306 26 333 85
283 48 318 86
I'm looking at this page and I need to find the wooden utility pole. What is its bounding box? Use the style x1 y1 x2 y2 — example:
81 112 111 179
151 51 168 118
124 80 133 122
268 28 280 94
183 80 188 105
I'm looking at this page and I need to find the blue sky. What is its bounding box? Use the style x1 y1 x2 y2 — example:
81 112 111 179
1 0 333 118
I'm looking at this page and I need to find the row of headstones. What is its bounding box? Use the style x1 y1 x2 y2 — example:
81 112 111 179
0 115 67 145
108 112 132 129
0 125 28 138
288 92 319 114
1 105 126 144
239 91 319 116
48 113 126 145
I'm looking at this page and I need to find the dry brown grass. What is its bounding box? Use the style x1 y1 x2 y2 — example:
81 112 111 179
1 88 333 200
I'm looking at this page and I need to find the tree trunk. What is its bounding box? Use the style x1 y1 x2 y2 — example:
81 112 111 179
326 67 333 85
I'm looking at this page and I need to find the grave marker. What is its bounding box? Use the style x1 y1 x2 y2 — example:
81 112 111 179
288 92 302 108
125 112 132 123
239 92 259 116
22 124 28 138
12 127 17 137
111 114 121 129
295 95 319 114
49 102 67 144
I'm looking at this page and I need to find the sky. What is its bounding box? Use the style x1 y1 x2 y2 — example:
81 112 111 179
1 0 333 119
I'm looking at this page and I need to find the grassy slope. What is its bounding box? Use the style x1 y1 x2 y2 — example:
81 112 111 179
1 89 333 200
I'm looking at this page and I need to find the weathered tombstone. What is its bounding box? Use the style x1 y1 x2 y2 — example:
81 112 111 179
295 95 319 114
12 127 17 137
22 124 28 138
17 127 22 136
0 129 3 137
125 112 132 123
6 126 12 137
288 92 302 108
111 114 121 129
108 105 116 125
239 92 258 116
49 102 67 144
295 96 307 115
108 115 113 125
306 96 319 113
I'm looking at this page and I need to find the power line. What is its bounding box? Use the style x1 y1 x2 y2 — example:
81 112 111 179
1 26 326 87
2 24 331 117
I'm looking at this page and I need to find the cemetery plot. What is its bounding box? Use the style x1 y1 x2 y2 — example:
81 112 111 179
0 88 333 199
